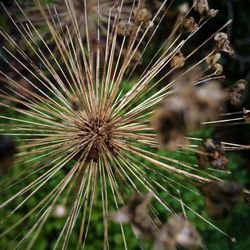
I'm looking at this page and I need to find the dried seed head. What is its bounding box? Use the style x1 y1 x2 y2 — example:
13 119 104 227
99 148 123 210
170 51 185 69
229 79 248 107
196 138 228 170
201 181 242 219
154 216 201 250
134 7 152 24
182 17 198 33
193 0 209 16
168 216 201 249
208 9 219 18
214 32 234 56
153 97 188 150
206 53 221 66
154 81 226 149
108 193 154 239
117 20 136 36
185 82 227 130
0 135 16 173
243 108 250 123
213 63 223 75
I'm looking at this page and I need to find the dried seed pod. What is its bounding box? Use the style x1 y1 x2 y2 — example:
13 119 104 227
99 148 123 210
0 135 16 173
134 8 152 24
196 138 228 170
154 216 201 250
193 0 209 16
229 79 248 107
206 53 221 66
212 63 223 75
108 193 154 239
153 97 187 150
243 108 250 123
208 9 219 18
154 81 226 149
170 51 185 69
182 17 198 33
117 20 136 36
201 181 242 219
189 82 227 128
214 32 234 56
154 225 177 250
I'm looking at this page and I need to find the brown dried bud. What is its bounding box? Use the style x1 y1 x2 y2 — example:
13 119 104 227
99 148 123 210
117 20 136 36
189 82 227 128
154 81 226 150
229 79 248 107
153 97 187 150
196 138 228 170
208 9 219 18
170 51 185 69
213 63 223 75
193 0 209 15
134 8 152 24
243 108 250 123
154 216 201 250
206 53 221 66
108 193 155 239
182 17 198 33
214 32 234 56
201 181 242 219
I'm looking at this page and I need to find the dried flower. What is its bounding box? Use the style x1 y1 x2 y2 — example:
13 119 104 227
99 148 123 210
208 9 219 18
154 81 226 149
193 0 209 16
108 193 154 239
182 17 198 33
170 51 185 69
153 97 187 149
154 215 201 250
134 7 152 24
196 138 229 170
229 79 248 107
117 21 136 36
206 53 221 66
201 181 242 219
214 32 234 56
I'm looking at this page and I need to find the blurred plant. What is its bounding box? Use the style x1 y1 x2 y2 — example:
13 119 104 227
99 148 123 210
0 0 250 249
